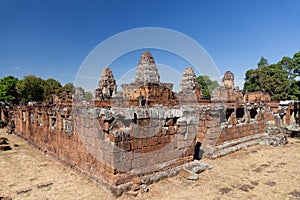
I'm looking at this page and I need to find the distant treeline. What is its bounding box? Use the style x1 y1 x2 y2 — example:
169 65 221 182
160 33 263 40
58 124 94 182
0 75 92 104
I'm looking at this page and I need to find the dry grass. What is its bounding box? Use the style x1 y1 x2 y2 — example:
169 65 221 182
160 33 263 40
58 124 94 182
0 129 113 200
1 128 299 200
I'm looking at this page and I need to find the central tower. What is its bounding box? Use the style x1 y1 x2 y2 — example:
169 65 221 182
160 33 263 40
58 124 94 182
120 51 174 104
135 52 160 83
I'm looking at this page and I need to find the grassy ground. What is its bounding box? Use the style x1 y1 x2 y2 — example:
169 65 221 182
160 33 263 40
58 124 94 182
0 128 299 200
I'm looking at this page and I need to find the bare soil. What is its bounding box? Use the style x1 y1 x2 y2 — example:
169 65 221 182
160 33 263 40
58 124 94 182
0 129 299 200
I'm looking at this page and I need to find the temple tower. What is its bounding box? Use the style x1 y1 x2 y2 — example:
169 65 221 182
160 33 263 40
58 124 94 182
179 67 202 100
95 68 117 100
135 52 160 83
222 71 234 88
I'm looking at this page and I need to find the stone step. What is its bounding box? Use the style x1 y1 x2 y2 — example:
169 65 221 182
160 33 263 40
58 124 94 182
179 161 212 180
209 139 262 159
214 133 267 151
206 133 268 159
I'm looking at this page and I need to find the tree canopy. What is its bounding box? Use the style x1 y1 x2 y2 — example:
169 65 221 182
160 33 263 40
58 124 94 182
0 75 19 103
257 56 269 68
44 78 62 100
59 83 75 94
0 75 79 103
16 75 46 102
197 75 219 98
244 51 300 101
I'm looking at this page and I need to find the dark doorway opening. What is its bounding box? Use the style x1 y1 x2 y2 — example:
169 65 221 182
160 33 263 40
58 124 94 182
250 108 258 119
194 142 204 160
132 113 137 124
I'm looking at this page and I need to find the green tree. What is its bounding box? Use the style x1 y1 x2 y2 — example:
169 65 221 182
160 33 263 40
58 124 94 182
257 56 269 68
244 69 260 92
0 75 19 103
277 52 300 79
84 91 93 101
244 53 300 101
277 52 300 99
16 75 45 102
258 64 290 101
43 78 62 100
60 83 75 94
289 80 300 100
244 65 291 100
292 51 300 77
278 56 296 80
197 75 219 98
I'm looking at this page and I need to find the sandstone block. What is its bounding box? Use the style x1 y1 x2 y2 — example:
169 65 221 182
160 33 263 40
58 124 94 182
131 183 140 191
179 168 199 180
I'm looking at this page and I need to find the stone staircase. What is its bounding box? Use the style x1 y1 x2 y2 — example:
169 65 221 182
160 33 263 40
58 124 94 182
206 132 267 159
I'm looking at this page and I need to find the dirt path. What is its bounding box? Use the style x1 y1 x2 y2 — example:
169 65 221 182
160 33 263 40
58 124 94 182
1 129 299 200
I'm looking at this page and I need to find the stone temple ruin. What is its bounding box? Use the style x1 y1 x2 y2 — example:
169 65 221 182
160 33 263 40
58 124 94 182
0 51 299 195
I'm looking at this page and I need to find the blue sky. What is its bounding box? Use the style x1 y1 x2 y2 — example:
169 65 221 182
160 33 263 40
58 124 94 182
0 0 300 90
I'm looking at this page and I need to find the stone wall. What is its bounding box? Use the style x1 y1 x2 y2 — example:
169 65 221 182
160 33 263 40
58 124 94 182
121 83 175 104
244 91 271 102
13 104 121 188
2 52 300 195
0 102 10 125
4 92 299 195
12 102 199 188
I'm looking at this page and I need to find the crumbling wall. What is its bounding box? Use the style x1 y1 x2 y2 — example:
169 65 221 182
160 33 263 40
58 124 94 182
13 102 200 188
72 105 199 185
244 91 271 102
7 52 300 195
275 101 300 127
9 94 299 194
13 104 120 187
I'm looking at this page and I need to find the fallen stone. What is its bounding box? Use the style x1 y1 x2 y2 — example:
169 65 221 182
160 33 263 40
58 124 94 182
260 135 288 146
179 168 199 180
140 184 149 193
149 174 161 183
184 160 212 174
132 177 141 185
131 183 140 191
110 187 124 197
127 190 138 197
